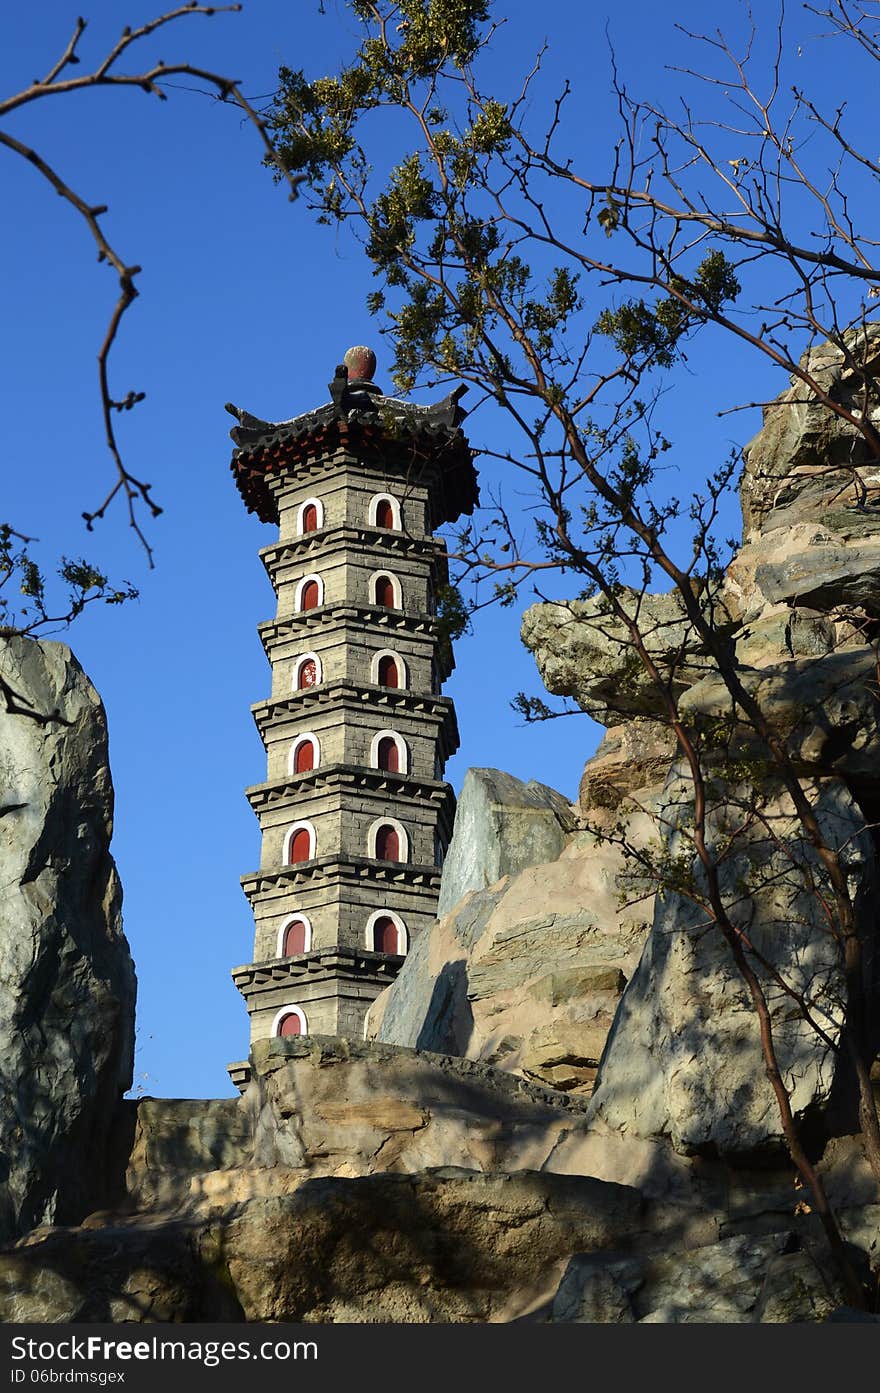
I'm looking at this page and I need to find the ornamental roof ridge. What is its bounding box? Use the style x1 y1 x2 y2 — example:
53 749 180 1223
225 370 469 457
226 357 479 526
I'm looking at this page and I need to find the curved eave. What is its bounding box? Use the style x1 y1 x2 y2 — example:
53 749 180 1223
240 856 443 896
229 413 479 528
256 604 458 683
244 763 456 816
251 682 460 760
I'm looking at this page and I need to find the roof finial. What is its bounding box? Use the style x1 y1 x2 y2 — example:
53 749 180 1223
343 345 377 383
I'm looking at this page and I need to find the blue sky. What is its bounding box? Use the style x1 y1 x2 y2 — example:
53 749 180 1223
1 0 835 1096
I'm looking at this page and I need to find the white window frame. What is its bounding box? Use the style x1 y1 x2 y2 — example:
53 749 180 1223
369 729 408 775
276 913 313 958
365 909 408 955
292 651 323 690
366 815 409 862
270 1003 308 1037
368 569 402 609
367 492 402 530
294 573 325 611
370 648 407 688
283 819 317 863
297 497 325 534
288 731 321 776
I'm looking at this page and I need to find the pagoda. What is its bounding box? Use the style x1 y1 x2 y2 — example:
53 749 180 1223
225 347 478 1086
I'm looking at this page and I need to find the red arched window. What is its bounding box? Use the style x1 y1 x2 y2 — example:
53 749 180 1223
282 920 308 956
376 499 396 529
300 579 320 611
293 739 315 774
375 823 400 861
373 915 399 954
287 827 312 864
277 1011 303 1037
297 658 318 690
377 736 400 773
377 654 399 688
301 503 319 533
374 575 396 608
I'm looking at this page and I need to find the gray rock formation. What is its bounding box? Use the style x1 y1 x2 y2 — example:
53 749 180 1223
739 324 880 539
371 718 675 1097
369 765 647 1096
590 769 875 1158
679 645 880 790
248 1035 590 1177
0 636 136 1239
437 767 576 916
515 333 880 1160
520 588 729 722
550 1231 841 1324
0 1032 876 1323
367 331 880 1161
371 833 651 1094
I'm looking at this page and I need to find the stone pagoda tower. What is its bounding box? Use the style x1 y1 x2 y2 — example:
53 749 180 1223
225 347 477 1084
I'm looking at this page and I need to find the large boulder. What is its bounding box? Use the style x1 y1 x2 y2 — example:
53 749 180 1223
437 767 576 917
0 1168 646 1323
0 636 136 1239
111 1038 591 1213
248 1036 588 1177
371 734 673 1098
118 1097 252 1212
370 831 652 1095
589 767 876 1159
521 589 731 723
725 328 880 618
550 1231 831 1324
724 517 880 621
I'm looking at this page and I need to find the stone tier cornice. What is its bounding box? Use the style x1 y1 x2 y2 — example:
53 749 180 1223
259 526 449 582
258 604 455 680
251 681 460 759
231 946 403 998
245 762 455 822
241 855 442 898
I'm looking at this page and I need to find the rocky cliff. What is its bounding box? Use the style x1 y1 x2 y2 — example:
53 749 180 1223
520 333 880 1160
375 332 880 1166
0 637 136 1240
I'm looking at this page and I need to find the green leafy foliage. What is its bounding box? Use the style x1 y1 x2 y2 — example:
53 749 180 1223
368 153 438 271
0 525 137 636
434 579 471 646
595 252 741 368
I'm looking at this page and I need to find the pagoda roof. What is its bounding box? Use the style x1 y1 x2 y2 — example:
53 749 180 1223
227 369 479 527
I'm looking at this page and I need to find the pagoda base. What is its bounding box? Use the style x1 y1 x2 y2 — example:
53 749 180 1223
231 945 404 1045
227 1059 251 1093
